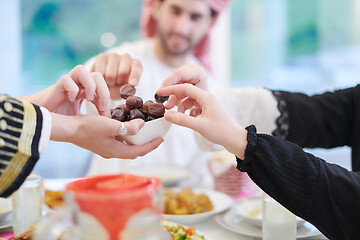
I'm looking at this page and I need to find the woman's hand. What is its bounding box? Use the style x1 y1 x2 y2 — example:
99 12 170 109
158 64 208 107
157 84 247 158
19 65 110 117
159 64 208 90
90 53 142 99
50 113 163 159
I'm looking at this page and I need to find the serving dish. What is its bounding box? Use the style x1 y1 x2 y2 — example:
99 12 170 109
163 188 232 224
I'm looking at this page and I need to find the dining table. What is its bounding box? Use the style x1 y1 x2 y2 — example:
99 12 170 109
0 178 329 240
0 215 329 240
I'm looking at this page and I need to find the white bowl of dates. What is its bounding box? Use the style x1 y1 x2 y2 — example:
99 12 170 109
112 85 172 145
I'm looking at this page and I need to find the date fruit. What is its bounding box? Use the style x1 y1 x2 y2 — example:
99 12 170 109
129 109 145 120
120 84 136 99
154 93 169 104
126 96 143 110
140 102 165 118
111 108 127 122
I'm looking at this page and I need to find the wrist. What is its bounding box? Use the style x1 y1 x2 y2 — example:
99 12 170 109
50 113 79 143
225 124 248 160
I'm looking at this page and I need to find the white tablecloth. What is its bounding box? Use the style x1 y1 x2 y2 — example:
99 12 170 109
43 178 328 240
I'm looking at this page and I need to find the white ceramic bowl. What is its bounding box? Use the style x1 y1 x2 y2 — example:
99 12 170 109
124 117 172 145
0 198 11 222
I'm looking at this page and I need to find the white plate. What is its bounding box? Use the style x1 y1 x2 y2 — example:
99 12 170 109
163 188 233 224
235 197 305 228
128 166 191 187
215 209 322 239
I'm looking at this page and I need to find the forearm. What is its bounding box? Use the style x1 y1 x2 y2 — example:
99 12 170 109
17 89 50 107
50 113 79 143
223 124 248 160
237 125 360 239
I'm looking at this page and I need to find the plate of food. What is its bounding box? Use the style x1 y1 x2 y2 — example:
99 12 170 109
162 220 212 240
235 196 305 227
162 188 233 224
128 166 191 187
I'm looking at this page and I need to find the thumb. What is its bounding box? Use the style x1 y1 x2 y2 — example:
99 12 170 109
124 118 145 135
164 111 200 132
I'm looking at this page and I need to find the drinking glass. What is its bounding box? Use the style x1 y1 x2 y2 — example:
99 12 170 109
11 175 42 236
262 195 296 240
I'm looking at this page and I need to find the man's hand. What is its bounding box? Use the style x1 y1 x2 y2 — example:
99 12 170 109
90 53 143 100
157 64 208 108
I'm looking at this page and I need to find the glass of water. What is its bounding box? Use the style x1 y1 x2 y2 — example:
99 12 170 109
262 195 296 240
11 175 42 236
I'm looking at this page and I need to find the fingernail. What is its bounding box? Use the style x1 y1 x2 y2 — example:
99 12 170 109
129 78 137 86
133 118 144 127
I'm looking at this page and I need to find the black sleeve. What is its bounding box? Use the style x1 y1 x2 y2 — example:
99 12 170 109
237 125 360 240
272 85 358 148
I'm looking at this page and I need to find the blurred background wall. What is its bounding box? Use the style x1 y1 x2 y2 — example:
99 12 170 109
1 0 359 177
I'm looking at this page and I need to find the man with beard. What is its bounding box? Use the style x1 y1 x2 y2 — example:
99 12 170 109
84 0 231 187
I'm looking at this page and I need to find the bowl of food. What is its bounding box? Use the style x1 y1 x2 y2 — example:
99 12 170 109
112 85 172 145
162 188 233 224
0 198 11 222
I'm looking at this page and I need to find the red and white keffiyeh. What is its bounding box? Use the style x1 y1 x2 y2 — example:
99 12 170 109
140 0 231 71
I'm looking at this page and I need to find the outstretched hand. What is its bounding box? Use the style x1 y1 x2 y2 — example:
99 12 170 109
50 114 164 159
158 64 208 108
90 53 142 99
157 84 247 158
20 65 111 117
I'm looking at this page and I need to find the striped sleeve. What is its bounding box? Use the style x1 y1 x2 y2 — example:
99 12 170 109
0 94 50 197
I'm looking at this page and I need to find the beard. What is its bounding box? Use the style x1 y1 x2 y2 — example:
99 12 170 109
158 31 201 57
